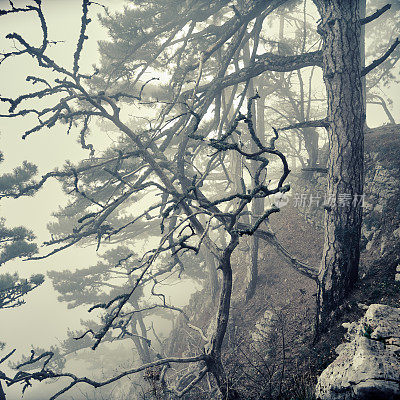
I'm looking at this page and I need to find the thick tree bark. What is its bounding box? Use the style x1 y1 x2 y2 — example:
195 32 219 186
313 0 365 333
360 0 366 113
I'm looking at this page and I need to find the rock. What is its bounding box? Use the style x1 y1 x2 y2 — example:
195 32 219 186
361 226 375 241
393 227 400 239
380 235 387 255
366 238 375 251
251 309 278 342
316 304 400 400
357 303 369 311
396 266 400 282
362 200 373 212
362 304 400 341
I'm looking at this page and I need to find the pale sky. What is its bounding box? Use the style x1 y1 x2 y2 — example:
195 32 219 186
0 4 196 398
0 1 399 398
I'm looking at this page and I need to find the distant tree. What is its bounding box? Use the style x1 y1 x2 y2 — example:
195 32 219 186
0 217 38 267
364 1 399 125
0 152 42 310
48 245 192 365
0 272 44 309
0 151 38 266
0 152 43 399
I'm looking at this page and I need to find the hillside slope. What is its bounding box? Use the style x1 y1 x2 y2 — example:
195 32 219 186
166 125 400 399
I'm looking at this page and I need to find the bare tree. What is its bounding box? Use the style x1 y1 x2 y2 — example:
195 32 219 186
0 3 294 397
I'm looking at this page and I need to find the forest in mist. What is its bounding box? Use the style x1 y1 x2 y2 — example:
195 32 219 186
0 0 399 399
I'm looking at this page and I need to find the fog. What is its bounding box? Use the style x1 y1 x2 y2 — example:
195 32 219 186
0 1 399 399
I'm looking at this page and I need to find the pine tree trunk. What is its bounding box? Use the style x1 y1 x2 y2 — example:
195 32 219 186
360 0 366 113
313 0 365 333
245 88 265 301
242 41 264 302
130 299 152 364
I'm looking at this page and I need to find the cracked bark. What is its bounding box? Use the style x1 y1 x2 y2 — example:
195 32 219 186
313 0 365 334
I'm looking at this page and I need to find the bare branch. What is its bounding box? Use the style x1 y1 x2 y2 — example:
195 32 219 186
194 51 322 95
278 118 329 131
362 38 400 77
361 3 391 25
73 0 91 77
4 353 206 400
252 227 318 281
0 349 16 365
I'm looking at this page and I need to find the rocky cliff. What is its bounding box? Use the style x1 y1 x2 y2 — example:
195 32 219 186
291 124 400 281
165 124 400 399
316 304 400 400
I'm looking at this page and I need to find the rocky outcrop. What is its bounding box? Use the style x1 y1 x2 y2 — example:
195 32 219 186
291 125 400 279
362 126 400 259
251 309 278 342
315 304 400 400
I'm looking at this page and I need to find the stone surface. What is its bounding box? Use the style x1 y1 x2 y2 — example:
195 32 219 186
316 304 400 400
393 227 400 239
293 128 400 275
251 309 278 342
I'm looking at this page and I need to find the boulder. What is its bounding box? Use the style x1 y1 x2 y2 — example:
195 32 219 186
316 304 400 400
396 265 400 282
251 309 278 342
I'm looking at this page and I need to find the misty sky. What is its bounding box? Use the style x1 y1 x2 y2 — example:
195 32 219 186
0 3 186 398
0 1 399 399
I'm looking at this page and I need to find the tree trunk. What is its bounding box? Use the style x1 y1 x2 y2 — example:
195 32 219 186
136 312 152 362
130 298 152 364
202 247 219 303
0 382 6 400
242 39 264 302
303 127 319 167
313 0 365 333
360 0 366 113
245 88 265 301
206 235 241 399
